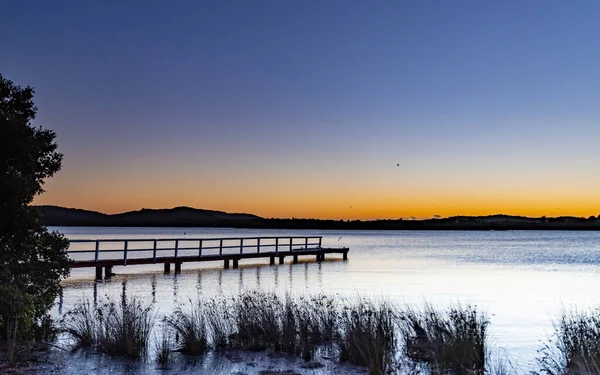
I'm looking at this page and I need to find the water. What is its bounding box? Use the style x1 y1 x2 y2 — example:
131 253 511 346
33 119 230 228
49 227 600 373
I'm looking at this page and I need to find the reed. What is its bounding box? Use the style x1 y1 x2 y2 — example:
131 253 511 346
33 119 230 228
96 298 154 359
60 300 96 349
337 299 397 375
538 308 600 375
61 297 154 359
154 319 174 367
398 304 488 375
168 300 209 355
229 291 283 351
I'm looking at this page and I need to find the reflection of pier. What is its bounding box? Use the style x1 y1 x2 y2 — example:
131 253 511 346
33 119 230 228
67 236 349 280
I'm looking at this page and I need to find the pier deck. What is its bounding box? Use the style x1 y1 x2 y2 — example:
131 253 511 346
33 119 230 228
66 236 348 279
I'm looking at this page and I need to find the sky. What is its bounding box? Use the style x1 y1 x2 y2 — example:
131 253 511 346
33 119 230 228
3 1 600 219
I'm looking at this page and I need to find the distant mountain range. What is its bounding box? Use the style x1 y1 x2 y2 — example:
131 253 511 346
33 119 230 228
36 205 262 227
35 205 600 230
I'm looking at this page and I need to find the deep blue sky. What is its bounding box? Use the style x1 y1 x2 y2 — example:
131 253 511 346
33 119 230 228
3 1 600 218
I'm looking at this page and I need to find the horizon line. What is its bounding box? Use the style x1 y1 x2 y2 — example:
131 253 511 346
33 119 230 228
35 204 600 221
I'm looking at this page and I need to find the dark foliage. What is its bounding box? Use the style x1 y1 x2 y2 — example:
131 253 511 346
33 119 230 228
0 73 71 343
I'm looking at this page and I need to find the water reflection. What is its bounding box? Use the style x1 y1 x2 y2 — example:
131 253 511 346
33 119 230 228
121 281 127 306
151 275 156 304
58 286 63 314
238 268 244 292
93 282 98 307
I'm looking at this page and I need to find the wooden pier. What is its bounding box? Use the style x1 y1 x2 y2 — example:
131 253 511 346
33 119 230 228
66 236 349 280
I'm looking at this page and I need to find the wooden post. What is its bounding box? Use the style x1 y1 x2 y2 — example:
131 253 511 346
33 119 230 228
123 241 128 266
318 237 322 249
198 240 203 256
224 259 230 269
219 239 223 256
94 240 100 262
174 240 179 259
95 267 103 280
279 256 285 265
343 250 348 261
316 254 321 262
293 255 298 264
175 262 181 274
104 266 113 279
164 263 171 274
275 238 279 253
240 238 243 254
289 237 293 251
152 240 157 264
305 237 308 249
270 256 275 266
257 238 260 253
233 259 239 269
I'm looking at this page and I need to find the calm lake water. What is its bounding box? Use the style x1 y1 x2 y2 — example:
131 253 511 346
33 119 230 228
48 227 600 374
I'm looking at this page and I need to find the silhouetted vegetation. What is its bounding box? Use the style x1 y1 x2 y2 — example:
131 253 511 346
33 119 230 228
37 205 600 230
60 293 492 374
155 320 174 367
61 297 154 359
168 301 209 355
337 299 397 375
0 73 71 365
60 292 600 374
538 308 600 375
398 304 488 374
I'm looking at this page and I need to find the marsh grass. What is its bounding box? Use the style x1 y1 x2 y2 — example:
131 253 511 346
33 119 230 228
398 304 488 375
168 300 209 355
538 308 600 375
204 298 231 350
230 291 283 351
336 299 397 375
96 297 154 359
155 320 174 367
61 297 154 359
61 292 499 374
60 300 96 349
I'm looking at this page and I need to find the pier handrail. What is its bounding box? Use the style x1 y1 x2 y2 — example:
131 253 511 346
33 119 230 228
66 236 324 266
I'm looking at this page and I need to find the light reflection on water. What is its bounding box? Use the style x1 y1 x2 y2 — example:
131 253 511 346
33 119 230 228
49 227 600 373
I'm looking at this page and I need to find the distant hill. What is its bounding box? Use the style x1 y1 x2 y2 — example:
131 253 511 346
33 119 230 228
35 205 600 230
36 205 263 227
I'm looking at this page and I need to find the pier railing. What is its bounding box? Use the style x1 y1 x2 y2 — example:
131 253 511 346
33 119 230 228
68 236 323 266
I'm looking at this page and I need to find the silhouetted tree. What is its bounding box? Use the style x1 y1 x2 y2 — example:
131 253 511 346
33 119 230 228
0 73 71 346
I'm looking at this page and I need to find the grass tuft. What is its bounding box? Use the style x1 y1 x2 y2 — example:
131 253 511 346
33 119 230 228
168 300 209 355
538 308 600 375
60 299 96 349
61 297 154 359
155 319 174 367
337 298 397 375
398 303 488 375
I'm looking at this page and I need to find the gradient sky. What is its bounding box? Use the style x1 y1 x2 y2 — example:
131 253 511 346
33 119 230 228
3 1 600 219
